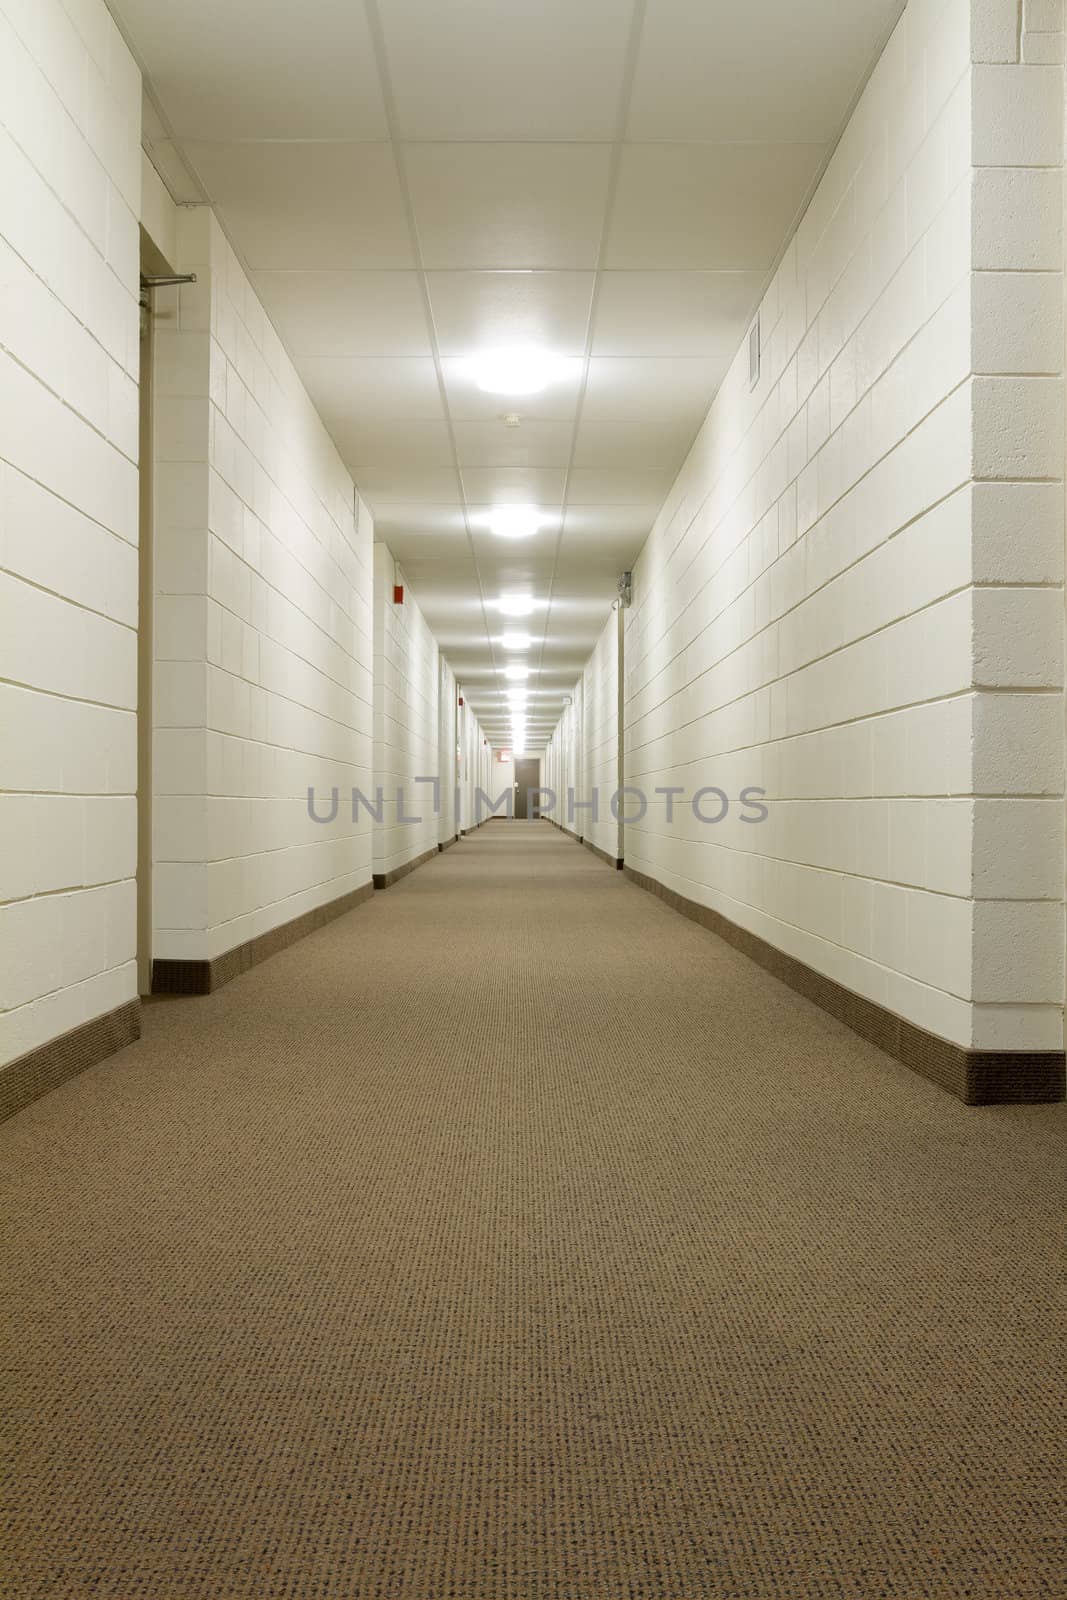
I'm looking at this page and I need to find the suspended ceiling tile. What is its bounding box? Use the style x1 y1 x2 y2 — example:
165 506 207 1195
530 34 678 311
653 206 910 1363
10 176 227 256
628 0 901 145
561 505 658 559
466 505 564 544
604 143 825 270
371 503 471 540
252 271 431 357
460 467 567 505
441 359 583 425
113 0 389 139
377 530 473 566
452 418 575 470
426 270 594 357
591 271 764 356
404 144 613 269
332 417 456 471
356 467 463 505
571 417 697 471
380 0 633 141
581 356 725 423
566 467 676 505
395 558 481 593
296 358 444 422
469 549 559 587
184 141 413 271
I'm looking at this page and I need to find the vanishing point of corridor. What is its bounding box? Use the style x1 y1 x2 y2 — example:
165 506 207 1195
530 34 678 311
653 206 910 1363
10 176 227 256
3 825 1063 1600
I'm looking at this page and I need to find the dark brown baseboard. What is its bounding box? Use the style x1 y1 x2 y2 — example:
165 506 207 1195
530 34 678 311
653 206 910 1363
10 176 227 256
0 998 142 1124
583 838 624 871
622 865 1064 1106
437 835 460 853
373 843 439 891
153 881 374 997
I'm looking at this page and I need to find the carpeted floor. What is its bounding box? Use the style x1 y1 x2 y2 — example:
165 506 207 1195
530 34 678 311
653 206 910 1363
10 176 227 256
1 823 1065 1599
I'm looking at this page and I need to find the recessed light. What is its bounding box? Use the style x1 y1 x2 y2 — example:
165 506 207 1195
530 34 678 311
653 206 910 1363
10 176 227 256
500 632 532 651
485 505 541 541
496 595 537 618
504 665 529 681
460 347 581 396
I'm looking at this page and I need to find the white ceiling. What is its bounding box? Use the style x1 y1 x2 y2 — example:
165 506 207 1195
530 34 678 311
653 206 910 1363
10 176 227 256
119 0 902 748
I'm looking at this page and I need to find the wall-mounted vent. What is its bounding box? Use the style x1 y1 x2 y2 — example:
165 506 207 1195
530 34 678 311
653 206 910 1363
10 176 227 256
749 315 760 389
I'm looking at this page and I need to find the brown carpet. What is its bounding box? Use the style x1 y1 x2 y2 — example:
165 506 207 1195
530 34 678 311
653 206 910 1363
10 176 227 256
2 823 1065 1599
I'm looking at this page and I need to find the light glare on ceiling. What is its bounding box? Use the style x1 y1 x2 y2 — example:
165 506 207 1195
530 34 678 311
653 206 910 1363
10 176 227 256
504 665 529 681
500 632 532 651
486 505 542 541
496 595 537 618
461 347 581 396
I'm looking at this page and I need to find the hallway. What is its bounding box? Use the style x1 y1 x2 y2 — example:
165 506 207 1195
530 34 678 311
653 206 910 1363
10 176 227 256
2 826 1063 1600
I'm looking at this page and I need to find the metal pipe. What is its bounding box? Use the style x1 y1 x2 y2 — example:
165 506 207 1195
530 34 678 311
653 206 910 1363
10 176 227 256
139 273 197 288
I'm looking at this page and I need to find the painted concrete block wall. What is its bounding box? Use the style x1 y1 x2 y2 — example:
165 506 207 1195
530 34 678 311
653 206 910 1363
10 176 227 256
438 655 459 844
581 609 623 861
613 0 1064 1051
545 684 583 835
458 701 495 827
372 544 440 874
0 0 141 1066
153 211 374 961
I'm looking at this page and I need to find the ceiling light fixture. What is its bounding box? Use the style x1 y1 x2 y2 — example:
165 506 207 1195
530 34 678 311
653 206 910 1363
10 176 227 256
496 595 537 618
504 665 529 681
485 505 541 541
461 347 581 396
500 632 532 651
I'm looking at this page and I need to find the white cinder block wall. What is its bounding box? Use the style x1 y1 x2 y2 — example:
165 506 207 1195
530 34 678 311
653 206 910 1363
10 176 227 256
581 609 624 862
438 655 458 844
153 211 374 961
544 686 583 833
458 701 494 828
372 545 440 875
0 0 142 1066
556 0 1065 1053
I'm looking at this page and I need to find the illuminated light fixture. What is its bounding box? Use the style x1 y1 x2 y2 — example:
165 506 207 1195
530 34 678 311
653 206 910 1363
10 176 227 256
486 505 541 541
504 664 529 681
496 595 536 618
500 632 532 651
460 347 581 396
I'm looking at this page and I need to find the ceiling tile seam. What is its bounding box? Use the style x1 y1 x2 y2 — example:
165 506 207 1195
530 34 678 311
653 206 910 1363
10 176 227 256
361 0 498 718
533 0 649 723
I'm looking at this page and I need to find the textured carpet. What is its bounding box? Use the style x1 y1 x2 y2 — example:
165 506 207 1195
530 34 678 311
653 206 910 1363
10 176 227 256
1 823 1065 1599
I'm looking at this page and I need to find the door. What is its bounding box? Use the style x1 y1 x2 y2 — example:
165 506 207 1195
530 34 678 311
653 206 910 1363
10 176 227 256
514 758 541 820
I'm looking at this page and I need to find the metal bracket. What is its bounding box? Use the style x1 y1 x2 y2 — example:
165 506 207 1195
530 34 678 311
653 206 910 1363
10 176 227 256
140 273 198 289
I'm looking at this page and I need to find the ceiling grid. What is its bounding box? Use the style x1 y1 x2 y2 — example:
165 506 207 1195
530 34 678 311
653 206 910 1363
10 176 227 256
119 0 904 745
